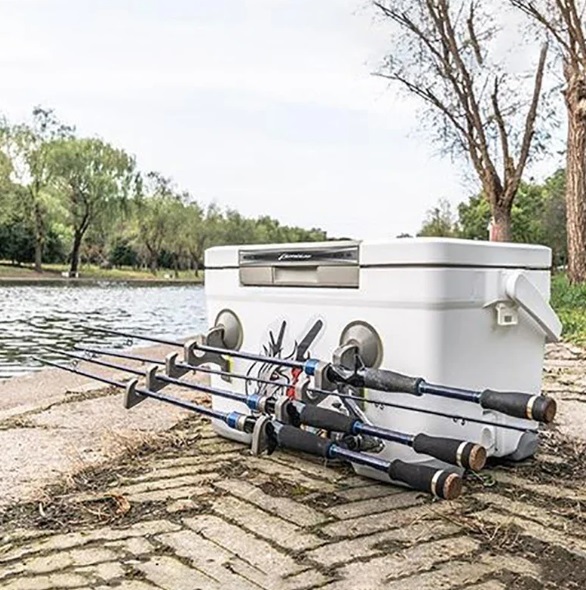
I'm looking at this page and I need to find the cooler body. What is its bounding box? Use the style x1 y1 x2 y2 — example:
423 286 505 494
204 238 559 475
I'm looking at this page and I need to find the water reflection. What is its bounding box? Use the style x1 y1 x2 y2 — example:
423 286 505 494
0 282 207 379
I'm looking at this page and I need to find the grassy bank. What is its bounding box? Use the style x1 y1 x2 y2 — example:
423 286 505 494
551 273 586 346
0 262 203 282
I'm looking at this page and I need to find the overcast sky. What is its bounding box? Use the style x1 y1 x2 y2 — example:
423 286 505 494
0 0 563 239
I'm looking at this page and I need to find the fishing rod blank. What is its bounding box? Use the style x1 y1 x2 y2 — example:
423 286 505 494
52 349 487 471
76 345 538 435
34 356 462 499
76 346 295 390
92 327 304 369
48 349 246 404
91 327 555 424
33 357 252 427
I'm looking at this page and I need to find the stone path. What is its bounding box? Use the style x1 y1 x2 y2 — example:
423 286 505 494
1 343 585 589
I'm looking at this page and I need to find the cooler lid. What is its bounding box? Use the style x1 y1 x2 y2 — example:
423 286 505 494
205 238 551 269
360 238 551 269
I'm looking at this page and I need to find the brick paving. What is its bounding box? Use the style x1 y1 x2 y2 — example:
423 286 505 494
1 343 585 589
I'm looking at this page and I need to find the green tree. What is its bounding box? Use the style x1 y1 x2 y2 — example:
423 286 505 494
418 199 459 237
456 170 567 264
47 137 137 275
186 203 227 272
0 107 73 271
457 195 491 240
180 201 205 274
108 237 139 268
133 172 181 274
542 169 567 267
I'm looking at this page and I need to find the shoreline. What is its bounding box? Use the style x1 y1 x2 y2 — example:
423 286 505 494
0 277 203 286
0 263 204 285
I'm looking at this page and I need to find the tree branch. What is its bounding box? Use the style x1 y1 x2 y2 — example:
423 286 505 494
467 3 484 65
491 76 515 182
508 42 549 204
511 0 573 56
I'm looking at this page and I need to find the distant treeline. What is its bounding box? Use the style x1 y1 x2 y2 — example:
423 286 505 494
0 108 327 275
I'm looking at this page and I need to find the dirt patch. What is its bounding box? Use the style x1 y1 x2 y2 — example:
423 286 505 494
492 536 586 589
0 415 205 532
258 477 313 499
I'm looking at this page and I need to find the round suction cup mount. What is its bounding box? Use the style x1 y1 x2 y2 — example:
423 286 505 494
337 320 383 369
214 309 244 351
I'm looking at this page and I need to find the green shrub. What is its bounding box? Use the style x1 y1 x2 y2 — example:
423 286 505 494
551 274 586 346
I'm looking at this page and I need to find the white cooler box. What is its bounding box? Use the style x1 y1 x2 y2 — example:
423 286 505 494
204 238 561 476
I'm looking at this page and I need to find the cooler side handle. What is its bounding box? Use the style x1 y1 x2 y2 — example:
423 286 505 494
505 271 562 343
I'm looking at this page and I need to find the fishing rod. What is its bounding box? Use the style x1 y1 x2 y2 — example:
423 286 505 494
50 349 487 471
91 327 556 424
76 345 539 435
33 356 463 500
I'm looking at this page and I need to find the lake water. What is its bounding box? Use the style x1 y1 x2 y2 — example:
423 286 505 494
0 282 207 379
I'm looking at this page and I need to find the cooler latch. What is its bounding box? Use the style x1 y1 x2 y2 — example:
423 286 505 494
495 302 519 327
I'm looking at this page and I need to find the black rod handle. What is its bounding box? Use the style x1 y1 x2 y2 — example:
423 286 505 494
479 390 556 423
412 434 487 471
357 367 422 394
388 460 462 500
275 424 333 458
297 404 357 434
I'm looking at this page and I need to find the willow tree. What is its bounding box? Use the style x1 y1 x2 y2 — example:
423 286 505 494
372 0 549 241
511 0 586 281
48 138 137 275
133 172 181 274
0 107 73 271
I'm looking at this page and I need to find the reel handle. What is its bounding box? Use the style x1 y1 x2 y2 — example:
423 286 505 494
412 434 487 472
297 404 356 433
479 390 556 423
275 424 333 458
357 367 422 395
388 460 462 500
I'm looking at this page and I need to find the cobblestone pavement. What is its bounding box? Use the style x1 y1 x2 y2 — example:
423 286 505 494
1 343 585 589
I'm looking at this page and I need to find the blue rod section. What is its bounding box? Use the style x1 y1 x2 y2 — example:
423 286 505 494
419 382 481 403
353 422 413 446
329 445 390 472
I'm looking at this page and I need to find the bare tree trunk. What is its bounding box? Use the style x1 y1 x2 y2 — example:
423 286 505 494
33 202 44 273
490 203 513 242
69 231 83 276
565 71 586 283
34 239 43 273
149 252 158 275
